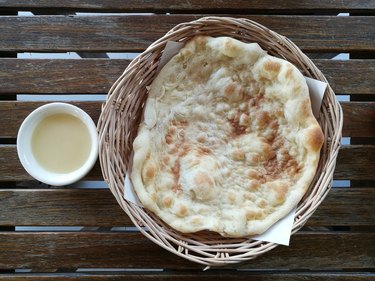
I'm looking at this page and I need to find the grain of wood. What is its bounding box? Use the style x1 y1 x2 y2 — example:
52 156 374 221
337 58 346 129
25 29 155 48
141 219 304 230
0 0 374 13
0 101 101 138
0 16 373 52
0 188 373 227
0 59 129 94
0 59 373 95
0 272 373 281
341 102 375 137
0 232 373 270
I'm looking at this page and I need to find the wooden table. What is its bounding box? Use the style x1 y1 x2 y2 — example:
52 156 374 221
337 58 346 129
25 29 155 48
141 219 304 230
0 1 374 280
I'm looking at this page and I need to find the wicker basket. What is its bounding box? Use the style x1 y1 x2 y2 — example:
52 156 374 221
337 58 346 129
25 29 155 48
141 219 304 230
98 16 343 266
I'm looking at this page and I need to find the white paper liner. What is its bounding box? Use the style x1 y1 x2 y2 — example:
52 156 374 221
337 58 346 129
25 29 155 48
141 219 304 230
123 41 327 246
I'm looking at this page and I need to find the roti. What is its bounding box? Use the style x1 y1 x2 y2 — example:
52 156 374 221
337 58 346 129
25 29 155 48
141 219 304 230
131 36 324 237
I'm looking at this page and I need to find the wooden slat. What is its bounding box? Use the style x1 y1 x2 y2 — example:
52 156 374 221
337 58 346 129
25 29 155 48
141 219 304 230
335 145 375 180
0 188 128 226
0 15 374 52
308 188 375 226
0 102 101 138
1 0 374 13
0 59 129 94
0 188 373 227
313 60 375 95
0 272 373 281
342 102 375 138
0 101 374 139
0 59 374 95
0 145 373 181
0 232 373 270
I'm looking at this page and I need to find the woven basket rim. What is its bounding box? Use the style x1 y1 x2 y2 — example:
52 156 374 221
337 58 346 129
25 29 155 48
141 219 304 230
98 16 343 267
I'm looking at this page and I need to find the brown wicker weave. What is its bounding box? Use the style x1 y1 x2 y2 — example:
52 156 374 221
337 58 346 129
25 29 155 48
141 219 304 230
97 16 343 266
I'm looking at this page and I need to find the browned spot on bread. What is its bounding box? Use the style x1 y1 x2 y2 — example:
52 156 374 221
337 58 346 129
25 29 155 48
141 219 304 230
163 196 173 208
262 143 276 161
271 135 284 150
229 118 247 136
169 145 178 154
249 93 264 108
171 119 188 127
248 169 261 180
162 155 170 165
197 132 207 143
171 160 181 193
275 182 288 203
228 192 237 203
142 161 156 184
232 149 245 161
307 125 324 152
145 165 155 180
270 120 279 130
165 134 173 144
300 99 312 117
264 144 301 180
248 180 261 191
285 66 293 79
197 146 211 155
258 199 267 208
246 210 263 220
248 153 261 165
264 60 281 73
177 204 188 217
178 143 191 157
192 171 215 201
256 111 271 129
193 35 208 51
239 113 250 126
194 172 213 186
151 192 158 202
178 129 185 139
190 217 202 225
168 126 177 134
225 83 236 96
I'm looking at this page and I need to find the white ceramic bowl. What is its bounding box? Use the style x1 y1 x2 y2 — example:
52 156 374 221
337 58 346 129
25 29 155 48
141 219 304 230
17 102 99 186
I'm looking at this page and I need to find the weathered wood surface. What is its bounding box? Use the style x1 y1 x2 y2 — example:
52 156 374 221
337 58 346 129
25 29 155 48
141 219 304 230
0 102 102 138
0 145 103 181
0 59 129 94
0 272 374 281
341 102 375 138
0 16 374 52
0 232 373 270
1 0 374 13
0 59 373 95
0 102 374 138
1 145 373 181
0 188 373 227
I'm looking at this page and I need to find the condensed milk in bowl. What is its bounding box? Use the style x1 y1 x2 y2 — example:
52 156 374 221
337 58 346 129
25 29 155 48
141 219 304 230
17 102 98 186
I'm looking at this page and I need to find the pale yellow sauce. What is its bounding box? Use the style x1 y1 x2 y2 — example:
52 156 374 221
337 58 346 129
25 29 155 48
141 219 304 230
31 113 91 173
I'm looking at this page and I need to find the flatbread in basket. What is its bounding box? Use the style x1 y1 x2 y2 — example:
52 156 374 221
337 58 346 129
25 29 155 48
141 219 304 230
131 36 324 238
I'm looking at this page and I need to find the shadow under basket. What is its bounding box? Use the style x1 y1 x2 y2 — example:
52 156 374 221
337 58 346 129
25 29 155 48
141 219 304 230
97 16 343 266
